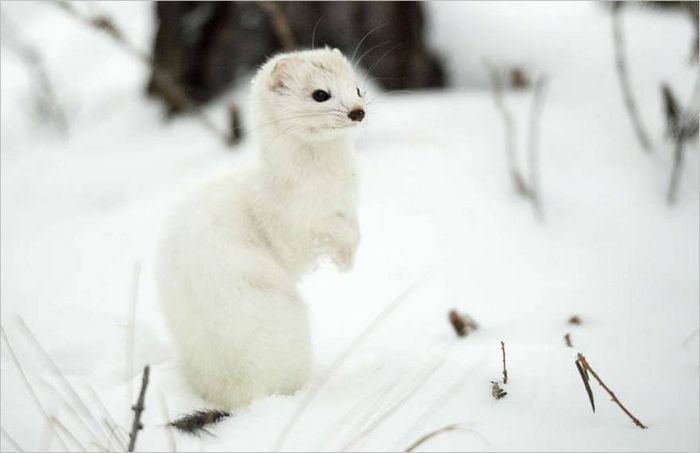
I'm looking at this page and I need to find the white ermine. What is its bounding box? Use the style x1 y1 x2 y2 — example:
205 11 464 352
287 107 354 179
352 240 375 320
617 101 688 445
157 48 364 410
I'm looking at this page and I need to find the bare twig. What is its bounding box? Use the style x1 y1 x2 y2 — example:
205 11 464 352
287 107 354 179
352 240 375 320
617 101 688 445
575 353 647 429
527 76 548 220
128 365 150 451
0 325 69 451
500 341 508 384
484 60 530 196
612 4 652 152
256 2 295 51
404 424 486 452
52 0 231 145
272 279 425 451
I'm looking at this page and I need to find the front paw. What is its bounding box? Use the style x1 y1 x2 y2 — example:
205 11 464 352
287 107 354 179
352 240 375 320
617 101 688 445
332 241 356 272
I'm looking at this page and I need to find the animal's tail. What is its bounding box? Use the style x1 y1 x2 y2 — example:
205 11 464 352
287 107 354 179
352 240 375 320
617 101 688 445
169 409 231 435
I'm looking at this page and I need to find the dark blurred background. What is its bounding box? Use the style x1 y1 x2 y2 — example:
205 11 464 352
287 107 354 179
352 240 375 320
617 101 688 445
147 2 446 113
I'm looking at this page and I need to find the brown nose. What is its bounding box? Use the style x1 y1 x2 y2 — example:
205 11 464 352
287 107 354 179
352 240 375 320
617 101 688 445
348 109 365 122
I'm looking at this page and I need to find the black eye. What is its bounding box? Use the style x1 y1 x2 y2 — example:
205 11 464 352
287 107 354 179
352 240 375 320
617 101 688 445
312 90 330 102
357 87 362 97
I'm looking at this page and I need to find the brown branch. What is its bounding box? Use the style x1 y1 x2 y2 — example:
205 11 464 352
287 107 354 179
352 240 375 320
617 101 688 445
128 365 151 451
256 2 295 51
52 0 232 146
576 353 647 429
500 341 508 384
612 4 653 152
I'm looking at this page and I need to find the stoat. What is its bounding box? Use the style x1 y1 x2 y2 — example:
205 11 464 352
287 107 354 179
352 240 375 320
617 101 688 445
156 47 365 411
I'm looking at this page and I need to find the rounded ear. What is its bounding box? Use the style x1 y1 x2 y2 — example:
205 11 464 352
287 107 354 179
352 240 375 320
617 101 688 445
269 57 298 92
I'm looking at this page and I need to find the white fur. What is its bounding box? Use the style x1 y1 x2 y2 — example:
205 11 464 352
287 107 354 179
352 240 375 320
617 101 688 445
156 48 364 409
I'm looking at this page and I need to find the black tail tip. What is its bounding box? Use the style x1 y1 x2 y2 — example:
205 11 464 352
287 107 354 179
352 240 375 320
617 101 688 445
168 409 231 435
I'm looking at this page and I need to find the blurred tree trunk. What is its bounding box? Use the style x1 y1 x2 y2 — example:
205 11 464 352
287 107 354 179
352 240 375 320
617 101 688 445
147 1 445 113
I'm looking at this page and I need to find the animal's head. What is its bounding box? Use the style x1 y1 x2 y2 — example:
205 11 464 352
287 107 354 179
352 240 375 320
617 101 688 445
254 48 366 140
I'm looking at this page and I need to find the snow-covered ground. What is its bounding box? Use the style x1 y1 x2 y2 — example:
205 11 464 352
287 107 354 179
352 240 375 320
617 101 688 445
1 2 698 452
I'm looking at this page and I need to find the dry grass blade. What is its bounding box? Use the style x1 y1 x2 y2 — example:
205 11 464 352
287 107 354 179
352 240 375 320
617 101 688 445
50 416 87 452
0 426 25 452
128 365 150 451
271 279 426 451
0 325 69 451
31 374 110 449
341 358 445 451
86 383 129 449
396 355 488 450
576 353 647 429
14 317 110 447
127 261 141 411
575 357 595 412
404 424 479 452
159 394 178 452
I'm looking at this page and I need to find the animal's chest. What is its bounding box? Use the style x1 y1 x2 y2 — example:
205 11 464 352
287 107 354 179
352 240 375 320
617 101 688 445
291 167 356 213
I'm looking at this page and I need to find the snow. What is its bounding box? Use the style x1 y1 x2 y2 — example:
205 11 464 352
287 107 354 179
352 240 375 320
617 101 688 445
1 1 698 452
